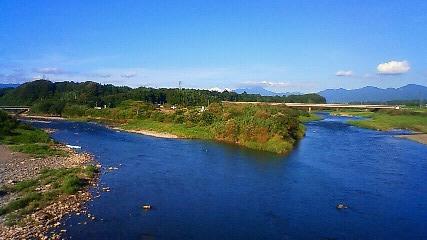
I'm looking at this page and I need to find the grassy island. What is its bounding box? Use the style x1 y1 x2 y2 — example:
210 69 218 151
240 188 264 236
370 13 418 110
64 101 307 154
332 108 427 133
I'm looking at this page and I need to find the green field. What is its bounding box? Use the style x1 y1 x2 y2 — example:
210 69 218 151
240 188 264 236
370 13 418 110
334 109 427 133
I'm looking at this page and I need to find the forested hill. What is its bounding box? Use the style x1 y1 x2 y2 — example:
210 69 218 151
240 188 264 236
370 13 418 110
0 80 325 109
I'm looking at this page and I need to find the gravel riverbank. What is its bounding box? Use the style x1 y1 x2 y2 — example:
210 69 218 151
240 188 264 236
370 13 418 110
0 144 98 239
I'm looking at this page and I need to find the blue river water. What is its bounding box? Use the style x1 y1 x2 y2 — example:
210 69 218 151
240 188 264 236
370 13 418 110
30 113 427 239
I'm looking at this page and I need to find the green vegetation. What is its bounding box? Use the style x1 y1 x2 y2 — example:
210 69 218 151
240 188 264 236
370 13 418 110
333 109 427 133
124 119 214 139
0 110 66 157
63 101 307 154
10 143 67 157
0 110 97 226
0 166 98 225
0 80 326 154
0 80 326 116
299 113 322 122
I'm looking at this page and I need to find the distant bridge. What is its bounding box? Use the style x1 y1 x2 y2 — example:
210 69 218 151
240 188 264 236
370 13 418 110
0 106 31 114
222 101 398 112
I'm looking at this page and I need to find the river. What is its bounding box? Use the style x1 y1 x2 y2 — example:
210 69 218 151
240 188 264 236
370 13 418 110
30 113 427 239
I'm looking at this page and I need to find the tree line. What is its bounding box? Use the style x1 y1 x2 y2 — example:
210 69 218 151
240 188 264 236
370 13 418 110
0 80 326 115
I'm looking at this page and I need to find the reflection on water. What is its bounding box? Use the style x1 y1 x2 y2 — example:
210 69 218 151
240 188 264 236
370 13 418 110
30 114 427 239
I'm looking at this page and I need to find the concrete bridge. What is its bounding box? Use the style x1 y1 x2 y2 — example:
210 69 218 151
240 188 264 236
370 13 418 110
222 101 398 112
0 106 31 114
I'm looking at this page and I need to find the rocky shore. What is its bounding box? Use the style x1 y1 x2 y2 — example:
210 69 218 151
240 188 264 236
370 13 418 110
0 144 99 239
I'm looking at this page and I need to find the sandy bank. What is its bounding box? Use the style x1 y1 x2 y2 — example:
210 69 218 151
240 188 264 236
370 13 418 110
19 114 65 121
396 134 427 145
114 127 180 139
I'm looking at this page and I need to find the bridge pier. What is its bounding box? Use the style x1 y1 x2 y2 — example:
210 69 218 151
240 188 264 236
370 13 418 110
308 107 311 113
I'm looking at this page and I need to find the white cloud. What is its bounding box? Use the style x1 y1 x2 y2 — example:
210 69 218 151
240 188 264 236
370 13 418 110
208 87 223 92
9 64 317 92
377 60 410 75
242 81 293 88
91 73 112 78
335 70 353 77
34 67 66 75
208 87 232 92
120 73 137 78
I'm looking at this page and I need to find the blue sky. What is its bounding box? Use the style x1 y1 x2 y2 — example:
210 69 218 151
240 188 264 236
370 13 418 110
0 0 426 92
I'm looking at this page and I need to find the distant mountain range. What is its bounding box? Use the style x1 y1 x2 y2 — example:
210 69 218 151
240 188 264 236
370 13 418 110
234 87 300 96
233 84 427 103
0 83 20 89
318 84 427 103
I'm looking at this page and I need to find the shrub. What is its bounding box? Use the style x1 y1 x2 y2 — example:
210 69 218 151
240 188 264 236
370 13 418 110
200 111 216 125
150 111 166 122
32 100 65 115
173 113 185 123
0 110 18 135
62 104 89 117
61 175 84 194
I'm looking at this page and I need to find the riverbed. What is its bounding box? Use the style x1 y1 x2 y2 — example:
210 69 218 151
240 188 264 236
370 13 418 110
30 113 427 239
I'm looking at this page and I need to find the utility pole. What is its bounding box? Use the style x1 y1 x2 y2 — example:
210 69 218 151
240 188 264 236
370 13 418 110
179 81 183 105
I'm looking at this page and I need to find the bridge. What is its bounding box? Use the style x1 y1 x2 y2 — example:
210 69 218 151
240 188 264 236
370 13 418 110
0 106 31 114
222 101 398 112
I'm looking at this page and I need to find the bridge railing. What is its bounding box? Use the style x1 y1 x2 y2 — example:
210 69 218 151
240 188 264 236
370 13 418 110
222 101 398 110
0 106 31 109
